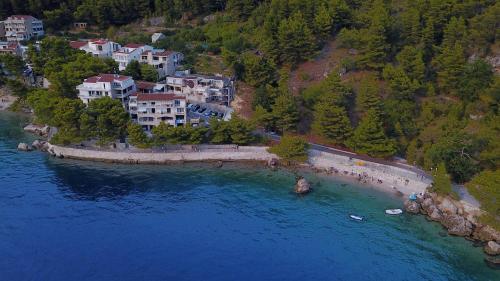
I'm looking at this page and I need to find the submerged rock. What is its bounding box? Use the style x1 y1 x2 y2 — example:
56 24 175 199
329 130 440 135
484 256 500 270
485 241 500 256
215 160 223 168
17 142 32 152
295 177 311 194
404 200 420 214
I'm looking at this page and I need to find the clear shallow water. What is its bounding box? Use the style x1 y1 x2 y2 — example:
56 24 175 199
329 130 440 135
0 112 498 281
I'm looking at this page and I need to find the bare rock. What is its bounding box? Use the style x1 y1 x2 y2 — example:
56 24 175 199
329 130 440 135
438 197 458 215
473 225 500 243
421 197 434 214
485 241 500 256
24 124 50 137
404 200 420 214
267 158 278 167
215 160 223 168
484 256 500 269
295 177 311 194
442 214 473 237
17 142 32 152
428 206 443 221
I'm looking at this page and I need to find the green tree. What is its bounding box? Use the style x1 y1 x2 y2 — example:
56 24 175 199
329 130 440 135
228 115 254 145
127 122 150 148
268 135 310 163
432 162 456 198
209 118 232 144
356 77 383 116
314 4 333 43
50 98 86 145
80 97 129 144
122 60 142 80
312 101 352 144
152 121 170 145
348 110 396 158
271 93 299 133
242 53 276 87
458 59 494 102
358 21 389 70
277 12 317 66
434 43 466 94
140 64 158 82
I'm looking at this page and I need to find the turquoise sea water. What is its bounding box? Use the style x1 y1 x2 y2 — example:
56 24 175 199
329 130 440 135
0 111 498 281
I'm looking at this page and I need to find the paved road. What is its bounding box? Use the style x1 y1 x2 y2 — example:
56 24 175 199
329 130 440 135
264 133 431 179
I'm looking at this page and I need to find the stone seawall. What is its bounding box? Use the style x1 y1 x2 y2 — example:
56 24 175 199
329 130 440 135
48 144 277 164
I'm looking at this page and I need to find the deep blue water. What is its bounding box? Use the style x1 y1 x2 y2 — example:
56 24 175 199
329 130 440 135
0 111 498 281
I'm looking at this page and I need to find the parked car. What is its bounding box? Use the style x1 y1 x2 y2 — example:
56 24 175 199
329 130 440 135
193 105 201 111
199 107 206 113
211 111 218 117
204 110 212 117
187 104 194 110
218 112 224 118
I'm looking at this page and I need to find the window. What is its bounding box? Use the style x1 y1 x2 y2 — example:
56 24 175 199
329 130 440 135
174 100 180 106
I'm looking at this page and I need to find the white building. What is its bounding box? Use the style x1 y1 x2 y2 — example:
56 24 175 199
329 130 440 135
165 74 234 105
151 33 165 43
112 43 153 71
139 49 183 79
76 74 136 106
3 15 44 42
69 39 121 58
128 93 187 130
0 41 22 56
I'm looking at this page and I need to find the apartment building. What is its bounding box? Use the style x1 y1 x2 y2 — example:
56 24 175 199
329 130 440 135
165 74 234 105
136 81 166 93
128 93 187 130
112 43 153 71
76 74 136 106
69 39 121 58
0 41 22 56
139 49 183 79
0 22 5 40
3 15 44 42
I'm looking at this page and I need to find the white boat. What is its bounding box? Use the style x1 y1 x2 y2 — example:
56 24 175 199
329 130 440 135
349 215 363 221
385 209 403 215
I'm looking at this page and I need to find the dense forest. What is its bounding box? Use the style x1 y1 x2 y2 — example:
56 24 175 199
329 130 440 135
0 0 498 225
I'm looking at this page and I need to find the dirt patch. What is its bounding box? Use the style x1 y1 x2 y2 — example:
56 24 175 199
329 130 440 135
289 39 351 96
0 87 17 111
231 82 255 120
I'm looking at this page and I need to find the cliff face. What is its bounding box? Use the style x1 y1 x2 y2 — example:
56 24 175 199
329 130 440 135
405 192 500 257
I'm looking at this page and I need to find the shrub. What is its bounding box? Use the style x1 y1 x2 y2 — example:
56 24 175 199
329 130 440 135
268 135 310 163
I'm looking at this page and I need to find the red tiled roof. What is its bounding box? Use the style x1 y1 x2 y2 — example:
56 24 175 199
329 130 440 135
8 15 35 20
0 42 19 50
124 43 145 49
84 74 132 83
137 93 184 102
136 81 156 89
89 39 109 45
69 41 87 49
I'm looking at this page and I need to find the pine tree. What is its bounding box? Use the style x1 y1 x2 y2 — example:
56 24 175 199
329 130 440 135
358 21 389 70
356 76 383 116
229 115 254 145
382 65 420 101
442 17 468 49
127 123 150 148
271 93 299 133
432 162 454 197
277 12 316 66
314 5 333 43
312 101 352 144
434 43 466 94
122 60 142 80
227 0 255 20
396 46 425 85
348 110 396 158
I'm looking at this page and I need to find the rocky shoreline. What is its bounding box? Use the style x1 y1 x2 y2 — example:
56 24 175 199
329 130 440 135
404 192 500 266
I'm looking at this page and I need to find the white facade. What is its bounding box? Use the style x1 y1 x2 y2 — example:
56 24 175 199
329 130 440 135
151 33 165 43
3 15 44 42
129 93 187 130
139 50 183 79
165 74 234 105
0 41 22 56
70 39 121 58
76 74 136 106
112 44 153 71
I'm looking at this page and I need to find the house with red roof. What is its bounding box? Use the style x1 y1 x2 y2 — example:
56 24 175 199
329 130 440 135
69 39 121 58
0 41 22 56
76 74 136 106
3 15 44 42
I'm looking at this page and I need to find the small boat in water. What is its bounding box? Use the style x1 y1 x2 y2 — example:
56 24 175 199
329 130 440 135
349 215 363 221
385 209 403 215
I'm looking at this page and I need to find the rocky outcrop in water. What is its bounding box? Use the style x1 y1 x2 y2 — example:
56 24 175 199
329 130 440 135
403 191 500 256
295 177 311 194
17 142 32 151
32 140 49 151
485 241 500 256
24 124 50 138
403 199 420 214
